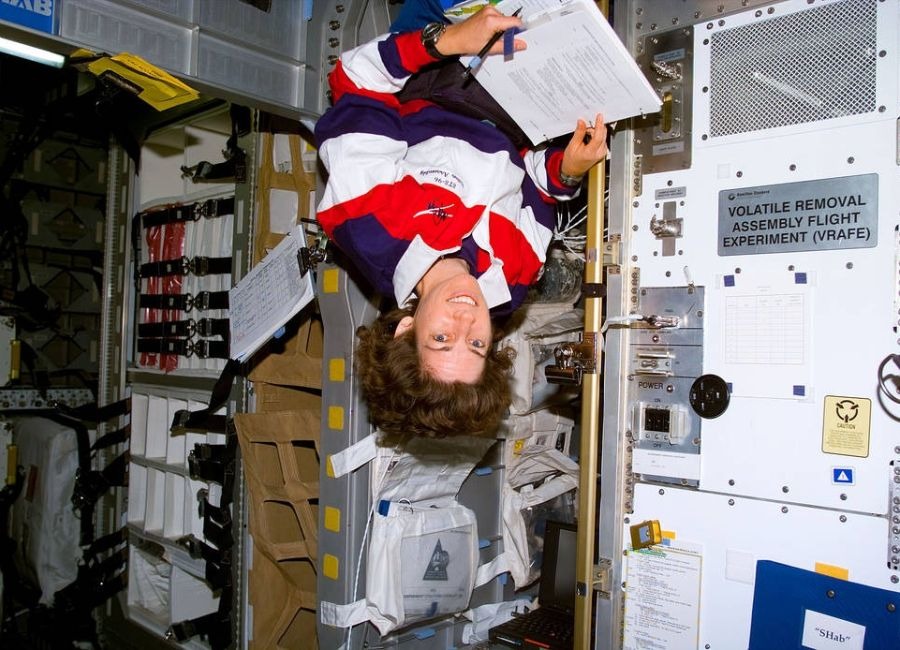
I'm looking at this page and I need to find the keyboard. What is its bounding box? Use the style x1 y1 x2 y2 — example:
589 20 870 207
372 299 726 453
498 609 573 647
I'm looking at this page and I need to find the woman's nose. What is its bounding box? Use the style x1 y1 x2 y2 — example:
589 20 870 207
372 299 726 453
454 309 476 325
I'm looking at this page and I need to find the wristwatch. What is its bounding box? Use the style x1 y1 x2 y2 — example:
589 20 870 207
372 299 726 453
421 21 448 60
559 170 584 188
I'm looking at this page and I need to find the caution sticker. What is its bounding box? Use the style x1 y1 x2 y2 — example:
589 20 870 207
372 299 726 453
822 396 871 458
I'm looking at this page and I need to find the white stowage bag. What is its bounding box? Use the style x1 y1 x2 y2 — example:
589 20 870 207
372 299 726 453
10 416 84 605
320 435 496 637
365 501 479 635
501 445 579 588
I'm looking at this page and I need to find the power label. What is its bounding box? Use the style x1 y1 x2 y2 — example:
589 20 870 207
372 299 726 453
718 174 878 256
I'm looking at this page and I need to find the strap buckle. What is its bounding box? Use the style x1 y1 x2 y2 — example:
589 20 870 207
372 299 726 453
196 318 214 337
193 291 210 311
193 340 210 359
182 293 195 312
193 199 215 220
189 256 210 276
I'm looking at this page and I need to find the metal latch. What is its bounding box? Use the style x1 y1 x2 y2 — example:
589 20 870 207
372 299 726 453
649 201 682 257
544 333 598 386
594 558 612 599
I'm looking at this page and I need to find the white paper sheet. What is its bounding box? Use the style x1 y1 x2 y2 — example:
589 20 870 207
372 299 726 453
624 542 703 650
466 0 661 144
228 225 315 361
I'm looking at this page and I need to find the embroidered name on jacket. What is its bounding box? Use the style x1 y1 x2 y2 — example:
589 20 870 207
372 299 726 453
412 202 455 221
419 168 463 191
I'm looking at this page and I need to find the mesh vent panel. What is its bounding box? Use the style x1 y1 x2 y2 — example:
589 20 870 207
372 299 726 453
709 0 877 137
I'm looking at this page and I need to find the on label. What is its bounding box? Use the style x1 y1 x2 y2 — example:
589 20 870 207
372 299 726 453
822 395 871 458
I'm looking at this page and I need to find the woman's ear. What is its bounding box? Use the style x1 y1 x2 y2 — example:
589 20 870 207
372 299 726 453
394 315 415 338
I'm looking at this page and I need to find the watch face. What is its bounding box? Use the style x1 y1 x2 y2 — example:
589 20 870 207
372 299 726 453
423 22 444 41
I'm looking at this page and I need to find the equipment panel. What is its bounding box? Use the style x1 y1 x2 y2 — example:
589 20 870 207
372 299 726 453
601 0 900 647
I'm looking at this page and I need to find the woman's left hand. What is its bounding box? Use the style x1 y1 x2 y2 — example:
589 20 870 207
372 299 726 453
561 113 608 178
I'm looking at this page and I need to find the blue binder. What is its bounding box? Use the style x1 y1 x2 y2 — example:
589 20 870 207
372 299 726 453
749 561 900 649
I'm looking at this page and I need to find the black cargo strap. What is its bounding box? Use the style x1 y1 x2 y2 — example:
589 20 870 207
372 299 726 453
188 442 235 485
180 105 249 187
139 318 229 340
202 517 234 550
139 290 229 312
197 317 230 339
180 153 245 183
84 527 128 558
178 533 230 563
62 397 131 424
54 546 128 618
170 360 241 434
139 318 196 338
139 255 232 278
198 488 231 527
138 197 235 229
137 338 229 359
176 532 232 593
91 424 131 451
167 585 233 648
72 451 129 514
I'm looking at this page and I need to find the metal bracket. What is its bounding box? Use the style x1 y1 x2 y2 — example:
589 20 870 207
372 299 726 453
594 558 612 599
544 332 599 386
650 201 683 257
603 234 621 268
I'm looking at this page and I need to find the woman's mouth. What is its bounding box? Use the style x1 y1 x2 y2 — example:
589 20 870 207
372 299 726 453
448 294 477 306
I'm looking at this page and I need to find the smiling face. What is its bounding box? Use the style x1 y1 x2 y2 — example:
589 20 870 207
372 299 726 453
394 271 492 384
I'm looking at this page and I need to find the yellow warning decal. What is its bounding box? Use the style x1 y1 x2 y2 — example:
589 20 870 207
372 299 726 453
323 268 340 294
815 562 849 580
324 506 341 533
323 554 339 580
329 358 345 382
822 395 871 458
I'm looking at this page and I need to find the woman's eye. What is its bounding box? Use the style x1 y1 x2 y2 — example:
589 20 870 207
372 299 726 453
433 334 448 343
470 339 485 349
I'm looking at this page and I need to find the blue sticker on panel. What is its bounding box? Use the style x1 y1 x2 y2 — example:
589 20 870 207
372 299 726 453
0 0 56 34
832 468 855 484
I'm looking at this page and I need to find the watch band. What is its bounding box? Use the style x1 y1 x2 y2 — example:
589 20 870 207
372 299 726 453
559 170 584 188
139 256 232 278
421 21 447 60
139 196 235 228
139 290 230 312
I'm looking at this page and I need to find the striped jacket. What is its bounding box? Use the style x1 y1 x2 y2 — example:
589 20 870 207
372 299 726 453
315 31 580 316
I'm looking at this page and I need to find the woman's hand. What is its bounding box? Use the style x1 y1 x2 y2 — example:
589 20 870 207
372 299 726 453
436 6 526 57
561 114 608 178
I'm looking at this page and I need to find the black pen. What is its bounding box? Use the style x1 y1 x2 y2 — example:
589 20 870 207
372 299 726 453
461 7 522 81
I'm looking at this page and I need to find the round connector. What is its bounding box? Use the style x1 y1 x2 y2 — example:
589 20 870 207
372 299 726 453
689 374 730 418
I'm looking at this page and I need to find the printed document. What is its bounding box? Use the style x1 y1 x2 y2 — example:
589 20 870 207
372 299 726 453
456 0 661 144
228 225 315 362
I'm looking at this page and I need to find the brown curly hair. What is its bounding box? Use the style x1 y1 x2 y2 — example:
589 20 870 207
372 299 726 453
355 304 513 445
